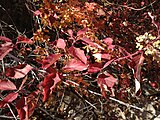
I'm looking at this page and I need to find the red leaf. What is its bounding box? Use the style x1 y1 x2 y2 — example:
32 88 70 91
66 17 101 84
103 59 114 69
0 36 13 60
51 72 61 91
42 73 56 102
34 10 42 16
42 54 62 69
16 97 28 120
6 64 33 79
68 29 73 38
0 92 18 108
103 37 115 49
17 36 33 44
0 80 17 90
68 46 87 64
56 38 66 50
63 58 88 71
27 92 39 117
77 28 88 36
98 73 117 88
0 46 12 60
97 73 117 97
101 53 111 60
88 63 102 73
0 36 12 42
133 53 144 94
16 92 38 120
81 37 103 49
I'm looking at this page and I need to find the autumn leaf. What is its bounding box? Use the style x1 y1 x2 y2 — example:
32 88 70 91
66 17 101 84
63 58 88 71
0 79 17 90
41 54 62 69
16 92 39 120
0 36 12 42
0 36 13 60
56 38 66 50
103 38 115 50
88 62 102 73
16 97 28 120
6 64 33 79
68 46 87 64
17 36 33 44
77 28 88 36
0 92 18 108
50 72 61 91
98 73 117 97
34 10 42 16
134 53 144 94
42 73 56 102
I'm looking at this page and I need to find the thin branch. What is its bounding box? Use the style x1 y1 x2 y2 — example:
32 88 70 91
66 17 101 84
109 97 144 111
7 104 18 120
0 115 20 119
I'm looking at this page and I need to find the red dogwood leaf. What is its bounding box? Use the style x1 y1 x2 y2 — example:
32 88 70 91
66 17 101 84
81 37 103 49
0 36 12 42
77 27 88 36
6 64 33 79
103 37 115 49
88 63 102 73
68 46 87 64
16 92 39 120
134 53 144 94
0 92 18 108
51 72 61 91
16 97 26 120
34 10 42 16
98 73 117 97
63 58 88 71
42 54 62 69
42 73 56 102
17 36 33 44
56 38 66 50
0 80 17 90
68 29 73 38
42 72 61 102
98 73 117 88
0 36 13 60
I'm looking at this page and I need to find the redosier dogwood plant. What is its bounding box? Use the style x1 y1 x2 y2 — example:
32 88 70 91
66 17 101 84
0 0 160 119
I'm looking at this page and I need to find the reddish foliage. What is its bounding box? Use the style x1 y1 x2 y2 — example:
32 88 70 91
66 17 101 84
0 80 17 90
0 0 160 119
0 92 18 108
0 36 13 60
17 36 33 44
41 54 62 69
5 64 33 79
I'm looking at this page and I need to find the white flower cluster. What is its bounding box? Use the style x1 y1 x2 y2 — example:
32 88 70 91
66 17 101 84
136 32 156 50
136 32 160 62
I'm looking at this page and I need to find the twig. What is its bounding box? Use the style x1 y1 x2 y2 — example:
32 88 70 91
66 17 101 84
88 90 144 111
0 115 20 119
109 97 144 111
7 104 18 120
38 107 64 120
